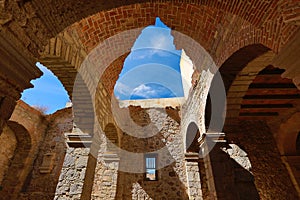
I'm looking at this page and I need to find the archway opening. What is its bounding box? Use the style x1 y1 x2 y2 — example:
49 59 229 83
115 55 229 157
186 122 200 153
21 62 71 114
113 17 194 108
0 121 32 199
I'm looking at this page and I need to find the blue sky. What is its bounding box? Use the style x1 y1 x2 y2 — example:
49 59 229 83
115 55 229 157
21 63 70 114
21 17 184 114
114 17 184 100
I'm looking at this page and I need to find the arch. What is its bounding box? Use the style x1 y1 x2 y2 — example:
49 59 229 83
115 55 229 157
38 6 288 147
27 2 298 109
225 50 275 121
221 43 300 199
17 0 293 37
2 0 297 60
185 122 201 153
68 2 288 64
219 44 270 93
39 31 87 98
0 121 32 199
0 1 298 126
0 1 299 199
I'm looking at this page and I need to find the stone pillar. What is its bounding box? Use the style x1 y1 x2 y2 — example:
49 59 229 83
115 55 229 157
200 133 238 200
185 152 202 200
55 132 91 200
91 153 119 200
0 96 16 134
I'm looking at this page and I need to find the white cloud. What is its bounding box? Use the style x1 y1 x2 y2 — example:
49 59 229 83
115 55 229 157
150 33 173 50
131 84 157 98
132 26 177 53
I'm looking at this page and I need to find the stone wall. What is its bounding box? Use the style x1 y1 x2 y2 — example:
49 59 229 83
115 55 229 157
0 101 76 200
55 147 90 200
91 153 119 200
19 107 73 200
224 120 299 199
0 125 17 186
185 159 202 200
112 107 189 200
0 101 47 199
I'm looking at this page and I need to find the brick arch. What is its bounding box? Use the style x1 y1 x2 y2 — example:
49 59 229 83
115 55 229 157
100 53 128 96
0 121 32 199
0 1 298 111
70 2 297 62
27 0 296 37
3 0 299 57
226 50 300 124
204 45 271 130
219 47 275 122
33 1 299 100
35 2 299 100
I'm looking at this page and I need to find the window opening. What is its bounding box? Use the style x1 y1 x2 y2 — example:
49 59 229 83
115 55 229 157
145 154 158 181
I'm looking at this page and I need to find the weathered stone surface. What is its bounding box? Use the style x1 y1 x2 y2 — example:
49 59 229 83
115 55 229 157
0 125 17 185
15 106 73 200
0 1 300 200
55 140 90 200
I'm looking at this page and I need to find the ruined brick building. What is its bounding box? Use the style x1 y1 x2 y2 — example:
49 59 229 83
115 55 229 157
0 0 300 199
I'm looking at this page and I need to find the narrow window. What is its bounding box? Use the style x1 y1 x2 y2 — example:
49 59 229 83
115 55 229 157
145 154 158 181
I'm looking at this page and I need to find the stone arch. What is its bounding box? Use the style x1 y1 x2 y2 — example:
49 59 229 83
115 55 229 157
214 43 300 199
30 5 299 154
0 121 32 199
19 4 297 148
185 122 201 153
39 30 87 98
0 1 299 199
